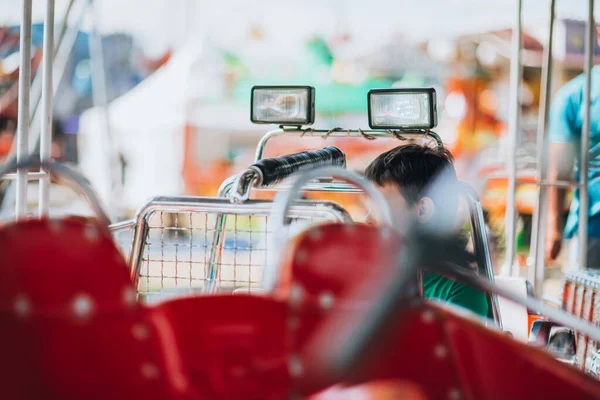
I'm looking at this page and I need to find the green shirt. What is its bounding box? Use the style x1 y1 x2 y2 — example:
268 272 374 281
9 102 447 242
423 273 489 319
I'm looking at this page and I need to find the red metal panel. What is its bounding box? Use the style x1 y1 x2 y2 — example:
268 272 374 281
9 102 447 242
0 218 194 399
286 224 600 399
590 291 600 372
444 307 600 399
576 286 586 319
296 305 468 399
155 295 290 399
580 289 596 368
281 224 463 398
563 280 575 311
276 223 401 300
298 301 600 400
561 272 600 374
3 219 600 399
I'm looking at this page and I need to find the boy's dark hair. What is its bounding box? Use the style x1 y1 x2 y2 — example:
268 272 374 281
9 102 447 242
364 144 458 206
366 144 475 267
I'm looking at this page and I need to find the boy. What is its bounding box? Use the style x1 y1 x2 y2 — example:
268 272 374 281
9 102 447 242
364 144 489 318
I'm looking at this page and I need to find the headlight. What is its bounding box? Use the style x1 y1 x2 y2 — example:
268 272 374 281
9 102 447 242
368 88 437 130
251 86 315 126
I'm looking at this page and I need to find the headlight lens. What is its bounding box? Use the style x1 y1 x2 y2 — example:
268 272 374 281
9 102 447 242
251 86 314 125
368 88 437 129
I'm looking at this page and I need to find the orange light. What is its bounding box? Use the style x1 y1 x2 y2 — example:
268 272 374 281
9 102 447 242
479 89 498 114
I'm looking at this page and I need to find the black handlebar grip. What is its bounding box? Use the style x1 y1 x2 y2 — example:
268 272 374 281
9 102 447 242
251 146 346 187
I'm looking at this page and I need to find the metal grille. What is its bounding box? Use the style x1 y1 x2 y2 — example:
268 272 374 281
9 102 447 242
128 210 327 304
108 197 350 304
562 270 600 374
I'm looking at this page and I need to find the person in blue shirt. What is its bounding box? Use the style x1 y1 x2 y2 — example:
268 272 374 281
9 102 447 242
546 59 600 268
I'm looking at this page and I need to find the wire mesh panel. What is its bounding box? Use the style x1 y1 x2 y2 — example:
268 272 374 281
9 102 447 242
562 270 600 375
123 204 340 304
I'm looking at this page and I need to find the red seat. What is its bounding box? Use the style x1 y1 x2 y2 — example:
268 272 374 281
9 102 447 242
278 224 600 399
3 218 600 399
0 217 195 399
275 223 402 359
155 295 289 399
275 223 401 300
301 300 600 399
0 217 288 399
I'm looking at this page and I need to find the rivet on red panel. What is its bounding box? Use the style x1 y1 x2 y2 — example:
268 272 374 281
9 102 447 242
288 356 303 378
84 224 100 242
123 287 137 307
141 363 160 379
72 294 95 319
434 344 448 359
343 223 356 233
287 316 300 331
14 294 31 318
308 228 323 241
295 249 309 266
422 310 435 323
48 219 63 233
318 291 335 310
290 284 305 306
448 388 461 400
132 323 150 341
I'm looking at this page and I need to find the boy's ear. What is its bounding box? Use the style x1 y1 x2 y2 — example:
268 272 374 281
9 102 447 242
417 197 435 223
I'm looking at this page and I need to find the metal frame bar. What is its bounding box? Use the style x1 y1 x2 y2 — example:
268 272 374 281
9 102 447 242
6 0 78 156
479 168 577 188
338 235 600 374
3 172 48 181
207 128 444 282
528 0 556 296
460 182 503 329
125 196 352 289
15 0 33 219
253 128 443 163
205 211 229 291
204 197 352 294
438 261 600 343
504 0 523 277
219 165 499 315
504 0 594 292
222 162 504 325
5 0 84 218
39 0 56 217
109 219 136 232
0 159 110 225
216 128 444 199
579 0 594 269
30 0 85 154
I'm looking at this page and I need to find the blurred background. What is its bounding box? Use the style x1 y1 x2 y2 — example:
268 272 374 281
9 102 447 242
1 0 599 272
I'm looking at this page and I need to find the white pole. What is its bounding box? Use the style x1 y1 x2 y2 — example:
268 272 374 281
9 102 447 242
28 0 78 154
88 0 120 219
529 0 555 296
15 0 33 220
39 0 56 217
504 0 523 277
579 0 594 269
